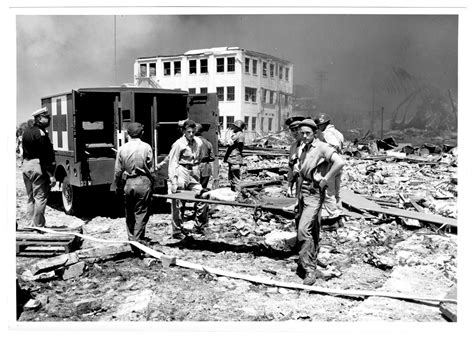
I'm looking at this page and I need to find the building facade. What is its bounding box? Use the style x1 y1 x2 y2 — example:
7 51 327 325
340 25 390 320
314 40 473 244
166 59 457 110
133 47 294 140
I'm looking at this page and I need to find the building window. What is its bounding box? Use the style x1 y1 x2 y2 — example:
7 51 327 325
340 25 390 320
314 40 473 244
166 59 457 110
285 95 289 106
261 117 265 131
279 65 283 79
174 61 181 75
140 64 147 77
149 63 156 77
200 59 208 74
164 62 171 76
262 62 267 77
189 88 196 94
281 94 286 106
285 68 289 81
245 87 257 103
270 64 274 77
252 60 257 75
227 57 235 72
245 58 250 73
189 60 197 74
251 117 257 131
262 89 267 103
268 118 273 132
226 116 235 129
244 116 250 128
218 116 224 130
216 58 225 72
227 86 235 101
200 87 207 94
216 87 224 101
269 91 274 104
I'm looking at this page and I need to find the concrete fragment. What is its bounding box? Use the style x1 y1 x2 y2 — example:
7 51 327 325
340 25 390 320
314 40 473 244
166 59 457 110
23 299 41 311
74 298 102 315
143 258 157 266
264 230 296 251
60 261 86 280
30 252 79 275
21 269 57 282
160 255 176 268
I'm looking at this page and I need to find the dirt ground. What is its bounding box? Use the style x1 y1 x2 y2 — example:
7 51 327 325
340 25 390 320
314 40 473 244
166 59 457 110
15 156 457 323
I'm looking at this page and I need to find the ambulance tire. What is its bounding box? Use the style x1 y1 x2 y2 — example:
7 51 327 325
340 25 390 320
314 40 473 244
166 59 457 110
61 177 81 215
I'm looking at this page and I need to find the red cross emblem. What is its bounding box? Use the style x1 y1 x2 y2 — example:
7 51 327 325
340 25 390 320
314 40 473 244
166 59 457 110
52 97 67 149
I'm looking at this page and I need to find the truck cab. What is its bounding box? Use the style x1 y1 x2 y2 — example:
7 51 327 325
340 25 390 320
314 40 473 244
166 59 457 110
41 87 219 215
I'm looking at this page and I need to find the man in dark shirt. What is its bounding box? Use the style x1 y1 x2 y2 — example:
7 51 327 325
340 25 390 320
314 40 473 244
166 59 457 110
223 120 246 191
22 107 56 228
195 123 215 189
114 122 154 256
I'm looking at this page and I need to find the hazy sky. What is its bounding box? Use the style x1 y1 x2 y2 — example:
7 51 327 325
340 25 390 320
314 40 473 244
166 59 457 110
16 14 457 124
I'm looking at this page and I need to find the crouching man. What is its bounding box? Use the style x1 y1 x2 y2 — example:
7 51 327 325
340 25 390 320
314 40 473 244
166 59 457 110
114 122 154 256
295 119 345 285
168 120 209 238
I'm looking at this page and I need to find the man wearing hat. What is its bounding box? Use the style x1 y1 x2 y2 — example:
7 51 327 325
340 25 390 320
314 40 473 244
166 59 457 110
295 119 345 285
314 113 345 228
168 119 209 238
22 107 56 228
285 116 305 197
223 120 246 191
114 122 154 256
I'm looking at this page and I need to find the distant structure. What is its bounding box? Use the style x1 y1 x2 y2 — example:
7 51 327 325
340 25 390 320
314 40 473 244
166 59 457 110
133 47 294 140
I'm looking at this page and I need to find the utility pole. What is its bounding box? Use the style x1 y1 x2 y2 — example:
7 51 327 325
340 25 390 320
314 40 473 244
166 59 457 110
314 70 328 103
380 106 384 139
114 15 117 85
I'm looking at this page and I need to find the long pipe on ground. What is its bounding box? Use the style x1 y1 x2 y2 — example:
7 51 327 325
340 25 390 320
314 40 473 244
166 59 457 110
26 226 456 305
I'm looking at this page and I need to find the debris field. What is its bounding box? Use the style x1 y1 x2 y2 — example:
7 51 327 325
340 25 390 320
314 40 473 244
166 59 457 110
15 133 457 322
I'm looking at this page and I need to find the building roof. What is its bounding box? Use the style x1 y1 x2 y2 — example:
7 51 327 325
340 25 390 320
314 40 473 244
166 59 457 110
137 46 291 65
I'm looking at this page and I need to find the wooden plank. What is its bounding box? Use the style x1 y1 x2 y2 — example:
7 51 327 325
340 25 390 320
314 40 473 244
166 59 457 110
30 253 80 275
439 286 457 321
237 179 281 189
16 232 75 242
342 189 457 227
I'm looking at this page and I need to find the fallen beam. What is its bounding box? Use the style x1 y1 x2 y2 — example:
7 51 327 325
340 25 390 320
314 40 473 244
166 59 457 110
341 189 457 227
28 226 457 305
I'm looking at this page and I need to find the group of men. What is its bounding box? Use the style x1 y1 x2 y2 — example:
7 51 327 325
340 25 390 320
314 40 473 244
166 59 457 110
21 105 343 285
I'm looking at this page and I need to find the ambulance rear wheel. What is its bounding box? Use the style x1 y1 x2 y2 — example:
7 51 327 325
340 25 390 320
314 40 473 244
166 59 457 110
62 178 80 215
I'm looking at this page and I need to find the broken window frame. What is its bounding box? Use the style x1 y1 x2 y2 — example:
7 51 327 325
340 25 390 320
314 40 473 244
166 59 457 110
244 116 250 129
216 87 224 101
227 57 235 72
227 86 235 101
216 58 225 73
252 60 258 75
226 115 235 129
200 59 208 74
174 61 181 75
140 63 147 77
189 60 197 74
164 62 171 76
245 87 257 103
149 63 156 77
251 117 257 131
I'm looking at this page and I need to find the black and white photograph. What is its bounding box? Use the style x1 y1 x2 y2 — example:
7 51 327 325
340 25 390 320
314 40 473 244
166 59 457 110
5 0 472 336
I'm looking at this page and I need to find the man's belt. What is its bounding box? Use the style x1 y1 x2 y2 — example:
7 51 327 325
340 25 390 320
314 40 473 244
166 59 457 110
179 163 199 170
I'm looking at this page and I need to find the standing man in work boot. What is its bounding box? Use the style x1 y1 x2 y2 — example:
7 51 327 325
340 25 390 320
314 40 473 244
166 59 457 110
22 107 56 228
195 123 215 190
223 120 246 191
168 120 209 238
114 122 154 256
314 113 345 229
295 119 345 285
285 116 305 197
